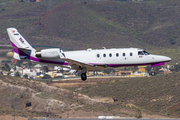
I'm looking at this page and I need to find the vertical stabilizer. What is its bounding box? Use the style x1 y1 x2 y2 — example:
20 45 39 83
7 28 35 60
7 28 34 50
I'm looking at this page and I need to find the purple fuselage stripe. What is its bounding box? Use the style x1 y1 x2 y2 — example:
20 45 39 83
11 41 17 48
11 42 19 54
89 63 105 65
89 61 170 68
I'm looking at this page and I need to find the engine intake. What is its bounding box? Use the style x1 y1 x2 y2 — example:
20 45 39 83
35 48 60 59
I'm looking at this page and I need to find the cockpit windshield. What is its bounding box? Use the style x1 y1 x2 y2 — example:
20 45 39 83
138 51 144 55
143 50 150 55
138 50 150 55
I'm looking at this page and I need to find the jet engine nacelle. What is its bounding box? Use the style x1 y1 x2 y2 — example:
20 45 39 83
35 48 60 59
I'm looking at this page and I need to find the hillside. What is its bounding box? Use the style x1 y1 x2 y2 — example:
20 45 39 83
39 0 180 49
0 74 174 119
75 72 180 118
0 0 180 49
0 75 117 118
0 0 180 64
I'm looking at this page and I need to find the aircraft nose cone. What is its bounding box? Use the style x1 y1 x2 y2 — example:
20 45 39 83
162 56 171 62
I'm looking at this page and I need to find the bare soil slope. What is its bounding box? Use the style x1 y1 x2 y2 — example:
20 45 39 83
77 72 180 118
0 75 170 119
0 75 131 118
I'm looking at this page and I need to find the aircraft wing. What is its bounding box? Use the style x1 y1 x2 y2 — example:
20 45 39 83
62 58 107 71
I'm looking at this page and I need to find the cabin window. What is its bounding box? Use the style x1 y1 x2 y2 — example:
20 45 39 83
116 53 119 57
123 53 125 56
138 51 144 55
109 53 112 57
103 54 106 57
130 53 133 56
97 54 100 58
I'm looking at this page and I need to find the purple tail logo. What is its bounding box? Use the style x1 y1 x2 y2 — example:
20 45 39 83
19 38 25 44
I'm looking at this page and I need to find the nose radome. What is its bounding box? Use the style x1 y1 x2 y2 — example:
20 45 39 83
161 56 171 62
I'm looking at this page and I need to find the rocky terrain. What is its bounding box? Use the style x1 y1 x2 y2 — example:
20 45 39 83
0 75 108 118
0 75 170 119
0 75 123 118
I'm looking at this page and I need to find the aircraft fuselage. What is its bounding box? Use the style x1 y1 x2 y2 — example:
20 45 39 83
63 48 171 70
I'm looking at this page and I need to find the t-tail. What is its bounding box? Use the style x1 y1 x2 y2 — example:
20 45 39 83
7 28 36 60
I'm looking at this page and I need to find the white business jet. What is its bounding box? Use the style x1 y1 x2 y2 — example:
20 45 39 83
7 28 171 81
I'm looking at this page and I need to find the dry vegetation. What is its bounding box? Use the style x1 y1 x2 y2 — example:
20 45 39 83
0 74 174 118
0 75 137 118
71 72 180 118
0 0 180 63
0 0 180 49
